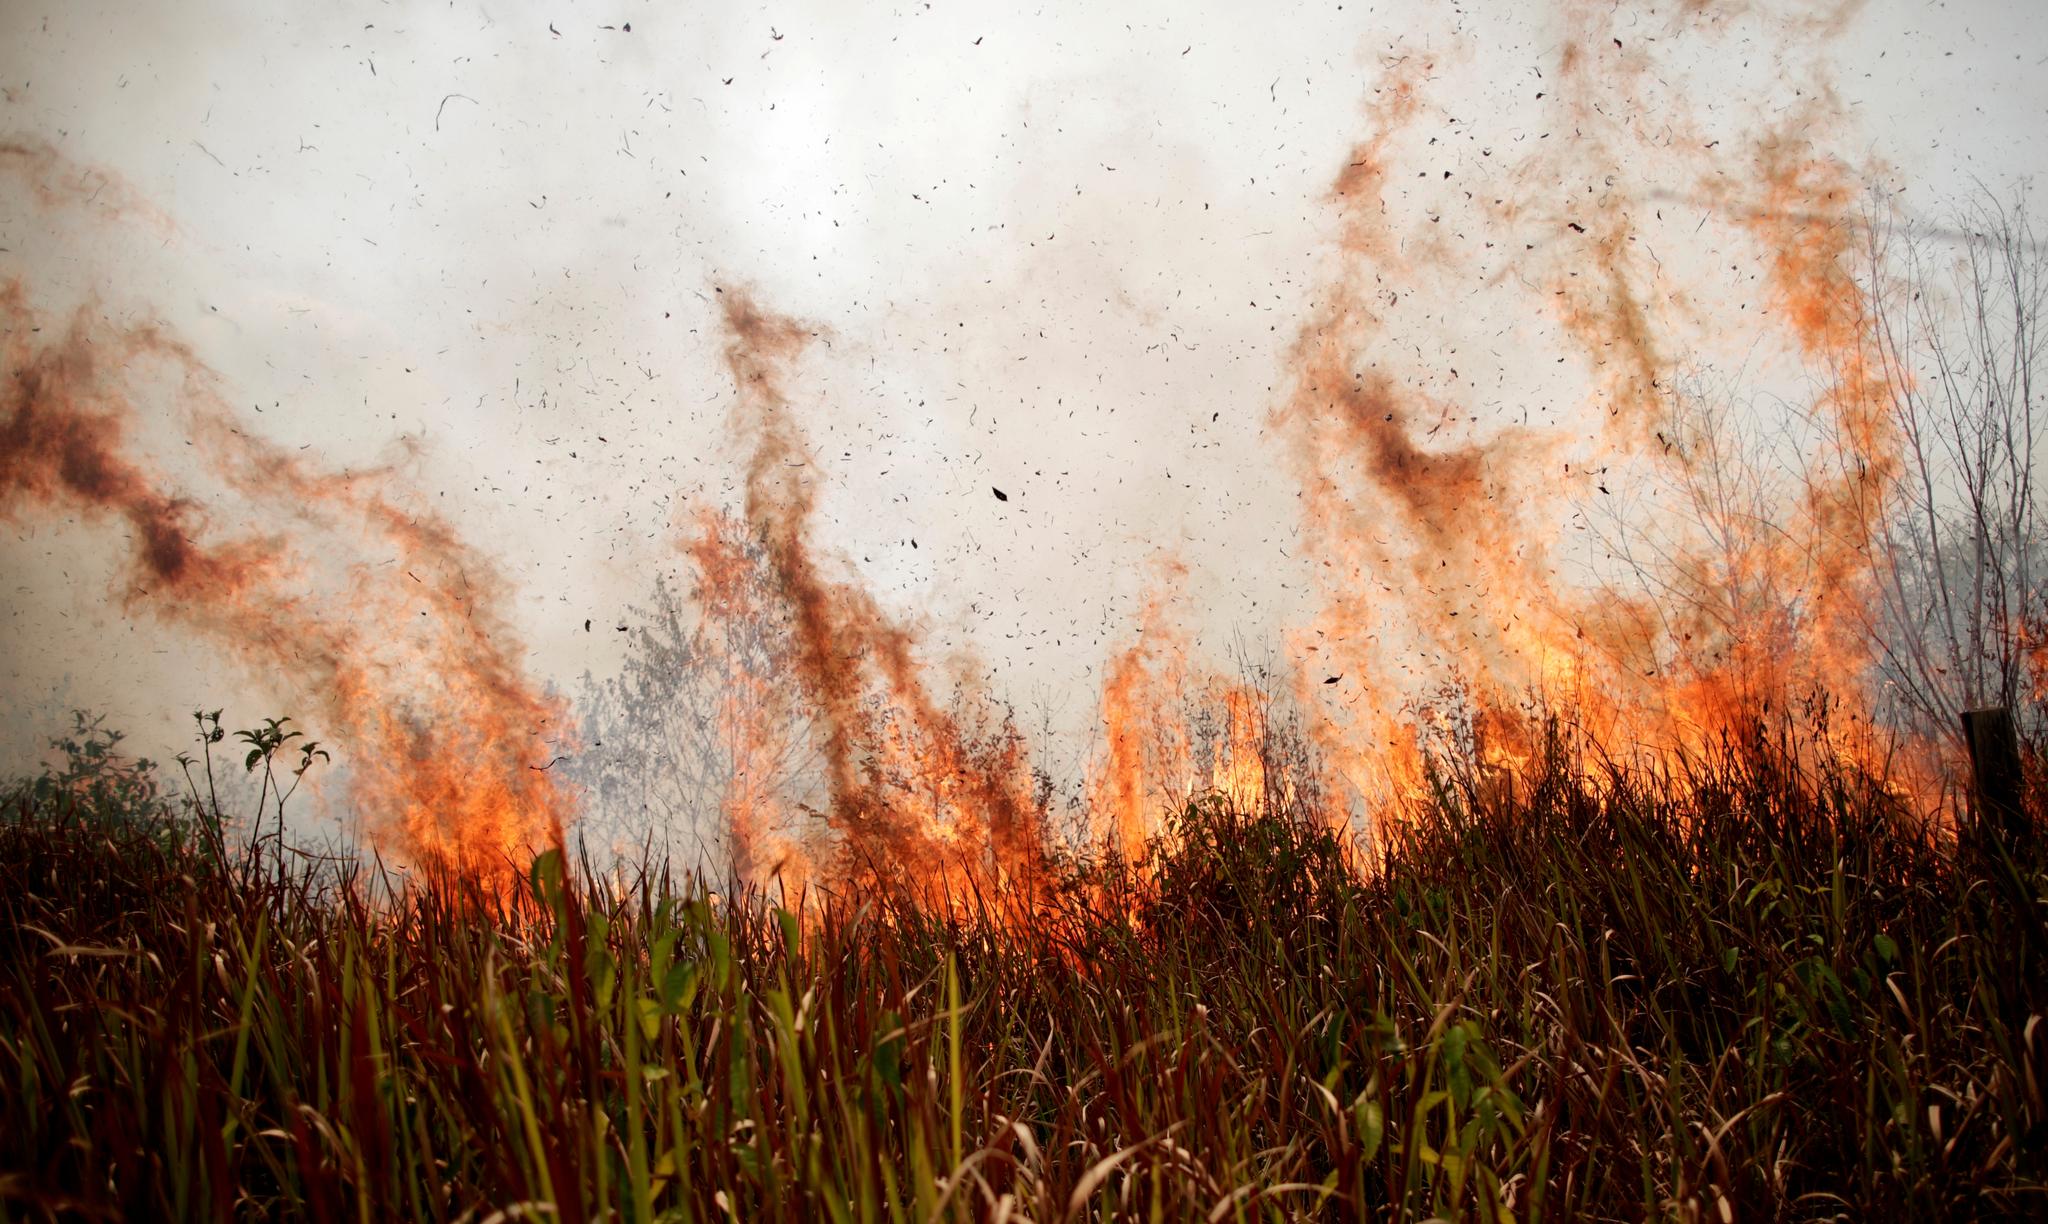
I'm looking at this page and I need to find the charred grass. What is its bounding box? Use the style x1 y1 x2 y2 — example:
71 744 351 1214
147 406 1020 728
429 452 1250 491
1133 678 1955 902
2 731 2045 1221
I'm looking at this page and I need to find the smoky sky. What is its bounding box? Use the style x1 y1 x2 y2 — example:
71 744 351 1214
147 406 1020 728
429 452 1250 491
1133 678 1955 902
2 0 2045 806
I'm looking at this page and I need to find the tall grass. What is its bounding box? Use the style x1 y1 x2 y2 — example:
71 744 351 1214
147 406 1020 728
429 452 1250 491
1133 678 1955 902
2 724 2044 1220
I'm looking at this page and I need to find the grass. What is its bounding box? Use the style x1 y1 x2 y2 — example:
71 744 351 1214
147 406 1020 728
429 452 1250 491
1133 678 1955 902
1 721 2045 1220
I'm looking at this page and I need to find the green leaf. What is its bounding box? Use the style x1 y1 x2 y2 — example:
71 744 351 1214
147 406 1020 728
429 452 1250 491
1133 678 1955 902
528 848 565 908
591 948 617 1014
660 960 698 1013
650 929 678 982
637 997 664 1043
1443 1023 1474 1110
1356 1096 1385 1161
873 1010 904 1090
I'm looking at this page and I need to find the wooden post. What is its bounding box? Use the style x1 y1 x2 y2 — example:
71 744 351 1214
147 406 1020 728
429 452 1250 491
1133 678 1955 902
1961 707 2025 844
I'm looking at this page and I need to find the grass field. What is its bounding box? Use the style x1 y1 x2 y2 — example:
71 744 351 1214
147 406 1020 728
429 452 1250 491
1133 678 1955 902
2 721 2044 1221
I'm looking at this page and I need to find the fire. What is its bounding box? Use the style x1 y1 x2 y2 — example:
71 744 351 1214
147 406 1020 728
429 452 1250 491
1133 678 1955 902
1057 2 1946 859
0 278 571 874
3 1 2023 895
1087 570 1279 862
2032 620 2048 708
1206 687 1268 814
1090 569 1193 860
706 292 1047 902
683 509 813 896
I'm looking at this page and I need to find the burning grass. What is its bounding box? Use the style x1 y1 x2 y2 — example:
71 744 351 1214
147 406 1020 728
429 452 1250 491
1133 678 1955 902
3 720 2043 1220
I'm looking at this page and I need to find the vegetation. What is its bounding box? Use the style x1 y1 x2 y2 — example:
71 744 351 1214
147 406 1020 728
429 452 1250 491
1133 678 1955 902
2 715 2044 1222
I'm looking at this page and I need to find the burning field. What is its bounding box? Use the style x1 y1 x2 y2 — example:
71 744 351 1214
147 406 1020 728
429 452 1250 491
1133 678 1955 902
3 0 2046 1218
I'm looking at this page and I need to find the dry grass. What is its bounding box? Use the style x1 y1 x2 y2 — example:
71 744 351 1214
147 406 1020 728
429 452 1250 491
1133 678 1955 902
2 721 2044 1221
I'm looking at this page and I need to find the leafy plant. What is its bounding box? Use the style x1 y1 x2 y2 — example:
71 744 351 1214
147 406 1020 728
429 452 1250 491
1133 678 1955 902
4 711 175 838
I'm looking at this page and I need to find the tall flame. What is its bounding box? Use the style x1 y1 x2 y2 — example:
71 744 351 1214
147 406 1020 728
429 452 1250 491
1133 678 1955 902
1090 567 1193 860
707 292 1046 898
5 1 2025 893
0 279 571 871
1090 2 1938 851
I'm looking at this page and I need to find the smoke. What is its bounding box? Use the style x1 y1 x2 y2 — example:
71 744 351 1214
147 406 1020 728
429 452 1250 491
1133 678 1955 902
3 1 2042 883
0 139 174 236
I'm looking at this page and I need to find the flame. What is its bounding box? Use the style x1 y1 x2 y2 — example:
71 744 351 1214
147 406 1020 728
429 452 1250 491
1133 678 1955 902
2030 616 2048 708
1084 18 1807 841
1089 568 1193 860
3 1 2014 897
684 510 800 890
1087 567 1279 864
0 280 571 873
1254 4 1937 834
704 292 1046 901
1206 687 1269 814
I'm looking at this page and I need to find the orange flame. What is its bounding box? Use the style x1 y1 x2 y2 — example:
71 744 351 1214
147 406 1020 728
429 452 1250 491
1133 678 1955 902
1089 568 1193 860
4 1 2010 898
705 292 1046 901
1259 9 1936 830
1206 687 1269 814
0 280 571 873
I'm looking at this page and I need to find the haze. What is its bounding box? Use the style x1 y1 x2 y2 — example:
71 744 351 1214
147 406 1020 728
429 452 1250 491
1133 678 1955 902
3 0 2044 837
